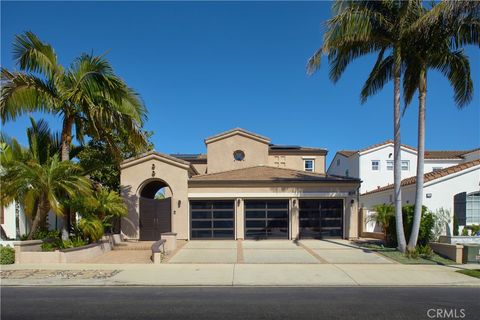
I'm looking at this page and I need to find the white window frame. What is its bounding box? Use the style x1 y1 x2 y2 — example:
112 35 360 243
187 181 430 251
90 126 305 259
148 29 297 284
401 160 410 171
386 160 394 171
371 160 380 171
304 159 315 172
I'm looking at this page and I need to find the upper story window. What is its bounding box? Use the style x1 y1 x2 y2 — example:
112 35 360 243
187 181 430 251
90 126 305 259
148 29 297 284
401 160 410 171
304 159 315 172
233 150 245 161
273 155 286 167
371 160 380 171
386 160 394 171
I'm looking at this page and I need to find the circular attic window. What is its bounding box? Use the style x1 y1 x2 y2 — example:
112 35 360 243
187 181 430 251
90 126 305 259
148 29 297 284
233 150 245 161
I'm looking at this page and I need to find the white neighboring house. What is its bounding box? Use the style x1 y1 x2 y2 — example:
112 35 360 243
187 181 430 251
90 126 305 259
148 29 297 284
0 201 29 246
360 159 480 235
327 140 479 194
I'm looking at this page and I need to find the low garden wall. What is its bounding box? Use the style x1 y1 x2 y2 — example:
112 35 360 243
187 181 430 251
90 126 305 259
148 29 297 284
14 239 112 264
429 242 464 264
360 231 386 241
438 236 480 245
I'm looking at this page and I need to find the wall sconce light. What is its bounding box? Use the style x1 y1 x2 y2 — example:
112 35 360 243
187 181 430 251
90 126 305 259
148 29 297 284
293 199 297 206
350 199 355 205
426 193 432 198
237 199 241 207
178 200 181 208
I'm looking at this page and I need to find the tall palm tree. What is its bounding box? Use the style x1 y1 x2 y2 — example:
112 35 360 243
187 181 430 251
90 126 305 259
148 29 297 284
0 120 92 239
403 1 478 250
307 0 420 252
0 31 148 162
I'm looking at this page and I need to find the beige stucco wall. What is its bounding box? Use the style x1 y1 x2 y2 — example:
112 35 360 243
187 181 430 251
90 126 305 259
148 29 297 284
206 134 269 173
191 163 207 174
268 154 326 174
120 154 190 240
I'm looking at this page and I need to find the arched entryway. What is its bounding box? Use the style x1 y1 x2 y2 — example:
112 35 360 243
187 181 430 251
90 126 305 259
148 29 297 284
138 179 173 241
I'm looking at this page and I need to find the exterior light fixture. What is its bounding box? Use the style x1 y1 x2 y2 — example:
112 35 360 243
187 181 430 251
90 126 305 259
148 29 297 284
178 200 181 208
237 199 241 206
350 199 355 204
426 193 432 198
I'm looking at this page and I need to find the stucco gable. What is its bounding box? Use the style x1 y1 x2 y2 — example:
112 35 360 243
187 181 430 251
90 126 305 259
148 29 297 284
120 151 192 170
204 128 270 145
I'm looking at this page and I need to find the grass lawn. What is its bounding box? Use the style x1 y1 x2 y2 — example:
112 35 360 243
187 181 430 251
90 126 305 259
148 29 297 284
456 269 480 279
357 242 457 265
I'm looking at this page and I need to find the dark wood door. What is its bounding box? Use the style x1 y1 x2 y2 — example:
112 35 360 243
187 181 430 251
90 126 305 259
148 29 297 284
139 197 172 241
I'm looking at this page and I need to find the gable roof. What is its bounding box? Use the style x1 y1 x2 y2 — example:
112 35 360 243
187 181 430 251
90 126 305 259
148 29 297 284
189 165 360 184
361 159 480 195
336 140 478 160
204 128 270 144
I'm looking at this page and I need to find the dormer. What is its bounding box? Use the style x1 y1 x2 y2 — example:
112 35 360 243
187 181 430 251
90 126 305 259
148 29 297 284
205 128 270 173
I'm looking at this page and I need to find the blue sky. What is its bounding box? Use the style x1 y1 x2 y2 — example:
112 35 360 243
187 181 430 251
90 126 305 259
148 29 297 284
1 1 479 165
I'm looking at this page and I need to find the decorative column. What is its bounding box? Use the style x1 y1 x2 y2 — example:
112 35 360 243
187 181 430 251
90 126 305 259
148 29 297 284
235 198 244 240
290 198 299 240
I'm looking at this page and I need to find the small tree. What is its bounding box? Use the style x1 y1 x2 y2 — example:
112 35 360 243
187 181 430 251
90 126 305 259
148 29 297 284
431 208 451 241
368 204 395 240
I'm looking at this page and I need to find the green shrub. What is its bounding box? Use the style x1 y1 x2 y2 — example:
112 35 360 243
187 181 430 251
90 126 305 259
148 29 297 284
462 224 480 236
21 229 61 241
386 205 434 247
405 248 419 259
0 245 15 264
417 244 434 258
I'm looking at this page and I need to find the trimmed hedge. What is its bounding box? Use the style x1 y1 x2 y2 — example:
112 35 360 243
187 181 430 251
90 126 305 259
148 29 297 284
386 205 435 247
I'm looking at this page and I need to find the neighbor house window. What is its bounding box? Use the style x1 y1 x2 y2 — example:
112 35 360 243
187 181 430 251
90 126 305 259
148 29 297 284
304 159 315 172
337 159 340 166
386 160 393 171
371 160 380 171
401 160 410 171
466 192 480 224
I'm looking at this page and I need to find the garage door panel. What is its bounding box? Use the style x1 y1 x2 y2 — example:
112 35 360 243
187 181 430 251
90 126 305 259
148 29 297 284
299 199 343 239
190 200 235 240
245 200 289 239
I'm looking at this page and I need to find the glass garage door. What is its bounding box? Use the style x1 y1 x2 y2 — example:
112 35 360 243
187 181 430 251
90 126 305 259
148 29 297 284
190 200 235 239
299 199 343 238
244 200 289 239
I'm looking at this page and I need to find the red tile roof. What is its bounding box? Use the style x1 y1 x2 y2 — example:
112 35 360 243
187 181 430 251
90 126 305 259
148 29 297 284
336 140 478 159
361 159 480 195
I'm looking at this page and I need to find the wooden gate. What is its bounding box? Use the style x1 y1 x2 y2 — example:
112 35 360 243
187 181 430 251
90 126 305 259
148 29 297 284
139 197 172 241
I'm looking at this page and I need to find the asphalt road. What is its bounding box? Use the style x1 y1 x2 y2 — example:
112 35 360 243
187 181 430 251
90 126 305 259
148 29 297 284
1 286 479 320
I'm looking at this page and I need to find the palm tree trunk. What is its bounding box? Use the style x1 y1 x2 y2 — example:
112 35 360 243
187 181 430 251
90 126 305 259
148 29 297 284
61 115 74 162
408 66 427 250
393 48 407 253
60 115 74 237
27 195 49 240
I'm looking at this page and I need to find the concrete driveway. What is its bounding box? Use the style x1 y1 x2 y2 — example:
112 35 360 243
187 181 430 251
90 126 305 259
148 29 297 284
167 239 393 264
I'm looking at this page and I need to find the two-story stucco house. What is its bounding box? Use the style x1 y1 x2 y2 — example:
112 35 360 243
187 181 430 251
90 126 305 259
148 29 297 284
327 140 480 194
120 128 361 241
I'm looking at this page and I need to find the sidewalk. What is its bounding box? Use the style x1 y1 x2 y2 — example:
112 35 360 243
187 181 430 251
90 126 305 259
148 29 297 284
1 263 479 287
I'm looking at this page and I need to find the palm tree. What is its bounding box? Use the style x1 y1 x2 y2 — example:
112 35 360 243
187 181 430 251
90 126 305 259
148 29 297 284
369 204 395 240
1 121 92 239
307 0 420 252
0 31 148 162
403 2 478 250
